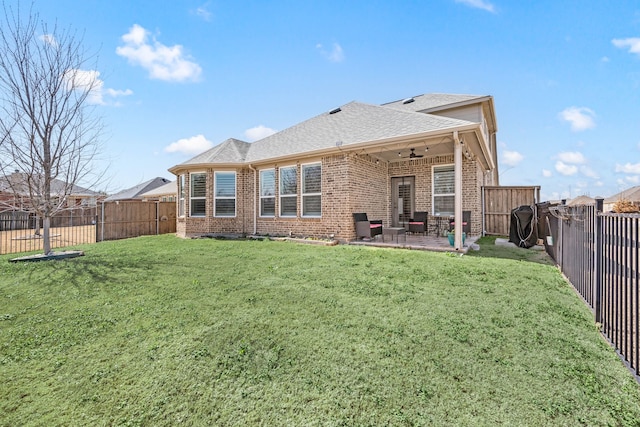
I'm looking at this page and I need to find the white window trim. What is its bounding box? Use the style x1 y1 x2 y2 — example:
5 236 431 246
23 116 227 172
301 162 321 218
279 165 298 218
178 174 186 217
189 172 207 217
432 163 455 216
259 168 276 218
214 171 236 218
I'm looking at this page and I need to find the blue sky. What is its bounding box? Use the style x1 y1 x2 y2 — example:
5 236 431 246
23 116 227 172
29 0 640 200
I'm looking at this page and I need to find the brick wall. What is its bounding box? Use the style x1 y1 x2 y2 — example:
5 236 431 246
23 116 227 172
175 152 486 240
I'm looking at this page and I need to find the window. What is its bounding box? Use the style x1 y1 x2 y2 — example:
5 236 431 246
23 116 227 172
260 169 275 217
178 175 185 217
189 173 206 217
279 166 297 217
214 171 236 217
433 165 454 216
302 163 321 217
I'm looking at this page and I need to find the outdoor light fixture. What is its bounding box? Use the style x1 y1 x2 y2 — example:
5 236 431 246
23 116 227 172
398 152 402 157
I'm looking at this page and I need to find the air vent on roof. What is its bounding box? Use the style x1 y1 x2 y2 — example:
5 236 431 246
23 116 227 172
329 107 342 114
402 97 415 104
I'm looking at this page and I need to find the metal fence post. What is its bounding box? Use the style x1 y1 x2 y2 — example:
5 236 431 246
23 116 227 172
595 197 604 324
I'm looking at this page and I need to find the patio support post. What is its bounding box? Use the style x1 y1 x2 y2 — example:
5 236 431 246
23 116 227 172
453 131 463 249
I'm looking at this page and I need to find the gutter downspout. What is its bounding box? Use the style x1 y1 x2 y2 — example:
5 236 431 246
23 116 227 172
453 131 463 250
248 164 257 235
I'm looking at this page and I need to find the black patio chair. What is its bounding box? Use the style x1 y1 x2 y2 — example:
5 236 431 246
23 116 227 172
408 212 427 236
353 213 382 239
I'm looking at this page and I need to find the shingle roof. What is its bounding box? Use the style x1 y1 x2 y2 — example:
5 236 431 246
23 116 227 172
170 94 487 171
605 186 640 203
243 102 473 162
382 93 490 113
0 173 99 197
182 138 251 165
105 177 172 201
139 180 177 197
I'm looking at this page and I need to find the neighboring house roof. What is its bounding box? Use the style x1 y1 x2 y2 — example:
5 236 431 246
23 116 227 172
567 195 596 206
105 177 172 201
605 186 640 203
139 180 177 198
172 97 482 172
382 93 490 113
0 172 100 197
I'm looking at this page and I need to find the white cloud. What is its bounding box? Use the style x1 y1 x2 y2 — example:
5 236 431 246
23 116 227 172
164 135 213 155
39 34 58 47
601 56 610 63
116 24 202 82
63 69 133 105
244 125 277 142
501 150 523 167
454 0 496 13
63 69 103 104
105 88 134 97
557 151 586 164
612 37 640 56
542 169 552 178
626 175 640 184
555 161 578 176
195 3 212 21
559 107 596 131
579 165 599 179
317 43 345 63
615 162 640 174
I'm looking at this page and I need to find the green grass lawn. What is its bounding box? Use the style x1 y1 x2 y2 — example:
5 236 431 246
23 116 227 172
1 235 639 426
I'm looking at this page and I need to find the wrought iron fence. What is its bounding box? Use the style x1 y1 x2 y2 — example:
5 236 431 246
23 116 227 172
1 202 177 255
550 199 640 380
0 209 97 255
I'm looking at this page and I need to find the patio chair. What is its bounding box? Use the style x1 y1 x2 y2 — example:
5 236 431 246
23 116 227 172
408 211 428 236
353 213 382 239
449 210 471 233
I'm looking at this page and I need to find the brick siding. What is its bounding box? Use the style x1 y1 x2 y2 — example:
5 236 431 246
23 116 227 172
175 152 486 240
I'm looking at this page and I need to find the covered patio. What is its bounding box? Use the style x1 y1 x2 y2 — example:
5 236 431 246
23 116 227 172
348 233 479 253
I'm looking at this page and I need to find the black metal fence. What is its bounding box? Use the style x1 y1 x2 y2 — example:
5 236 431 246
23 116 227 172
0 208 97 255
1 202 177 255
548 199 640 380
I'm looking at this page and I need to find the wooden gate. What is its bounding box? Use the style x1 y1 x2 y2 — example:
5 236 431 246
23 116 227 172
97 201 176 241
482 186 540 236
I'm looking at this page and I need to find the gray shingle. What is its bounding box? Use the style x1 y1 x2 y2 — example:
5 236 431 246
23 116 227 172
244 101 474 162
383 93 489 113
182 138 250 165
105 177 172 201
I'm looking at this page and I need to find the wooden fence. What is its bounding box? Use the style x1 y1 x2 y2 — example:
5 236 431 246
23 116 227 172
97 201 176 241
482 186 541 236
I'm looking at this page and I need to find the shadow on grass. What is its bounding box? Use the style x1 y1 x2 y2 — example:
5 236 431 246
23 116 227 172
467 236 555 266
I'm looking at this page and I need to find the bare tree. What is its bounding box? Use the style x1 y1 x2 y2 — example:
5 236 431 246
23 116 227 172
0 2 103 254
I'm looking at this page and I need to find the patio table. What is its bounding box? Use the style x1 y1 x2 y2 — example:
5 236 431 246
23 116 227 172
382 227 406 243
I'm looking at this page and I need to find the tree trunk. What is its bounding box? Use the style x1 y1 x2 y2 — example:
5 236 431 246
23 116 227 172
43 216 51 255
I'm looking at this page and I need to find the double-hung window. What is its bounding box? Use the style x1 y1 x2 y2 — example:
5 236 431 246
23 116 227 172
178 175 185 217
433 165 455 216
279 166 297 217
301 163 321 217
189 172 206 217
214 171 236 217
260 169 275 217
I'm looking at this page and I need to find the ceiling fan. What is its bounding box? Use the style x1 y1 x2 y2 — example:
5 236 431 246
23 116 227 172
403 148 424 159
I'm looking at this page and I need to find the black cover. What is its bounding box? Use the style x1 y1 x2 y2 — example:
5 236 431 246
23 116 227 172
509 205 538 248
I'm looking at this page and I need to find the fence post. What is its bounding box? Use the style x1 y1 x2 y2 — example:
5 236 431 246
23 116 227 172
595 197 604 324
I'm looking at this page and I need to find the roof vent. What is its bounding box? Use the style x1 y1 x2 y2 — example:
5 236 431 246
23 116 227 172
402 97 415 105
329 107 342 114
